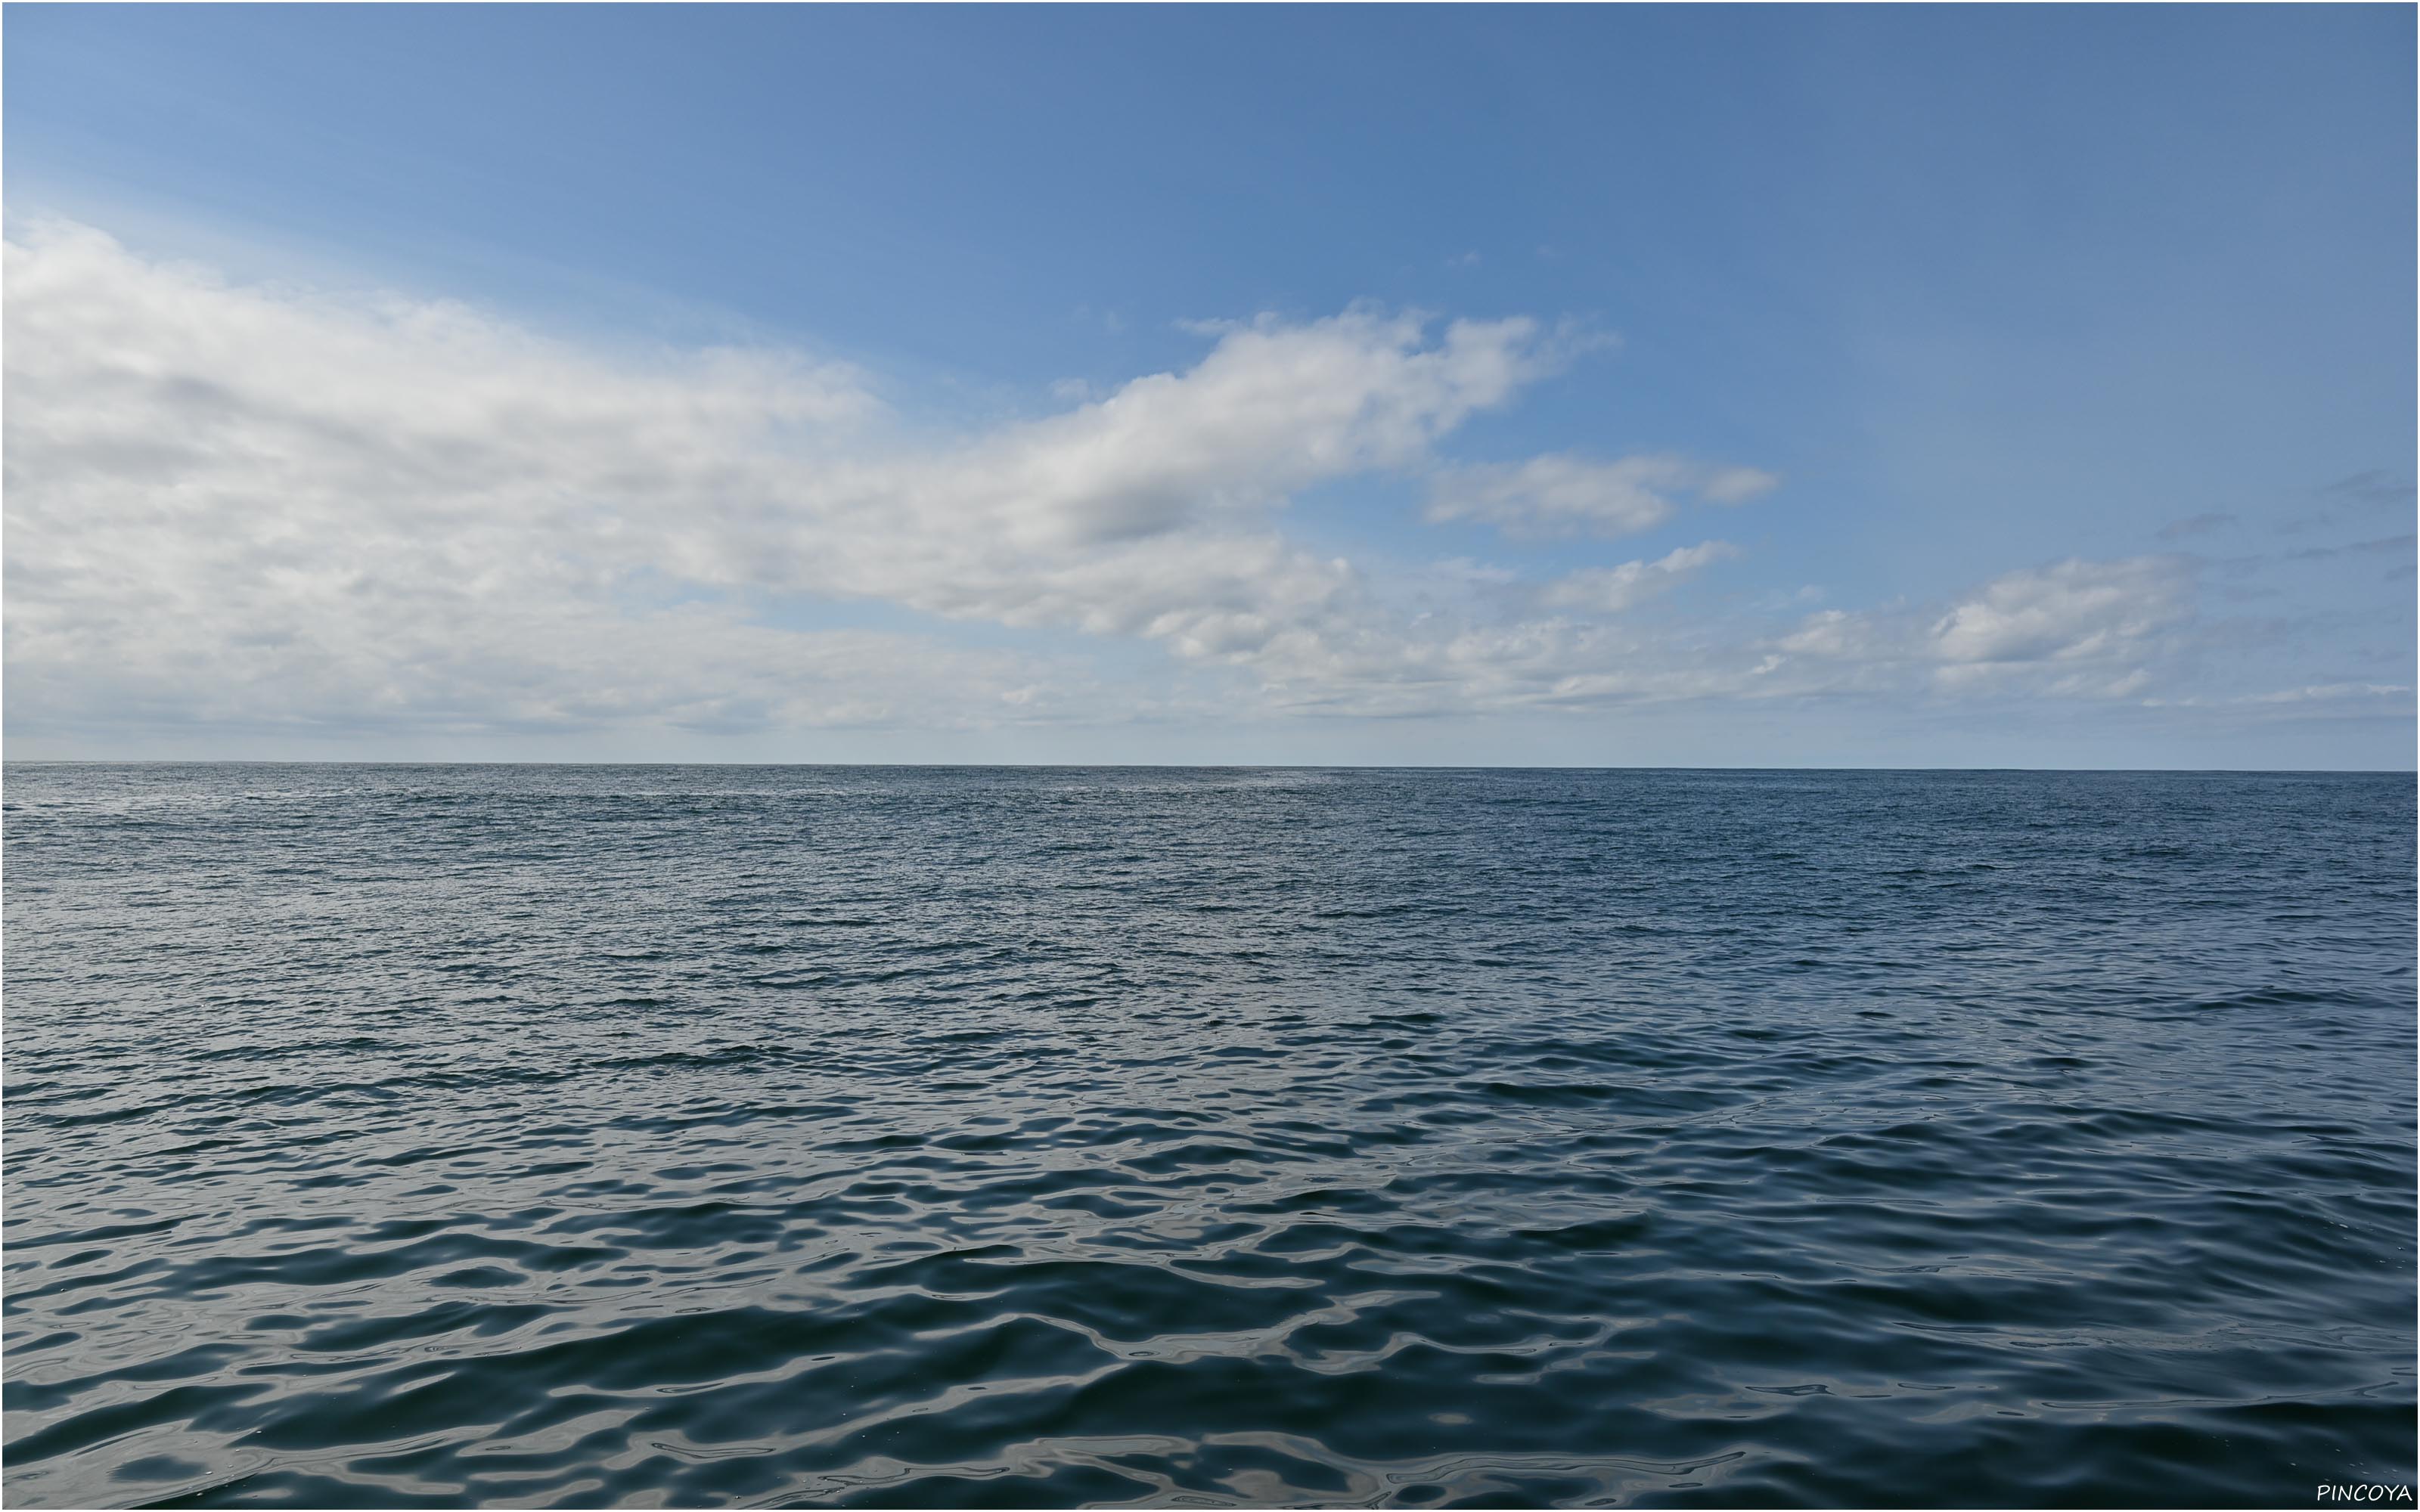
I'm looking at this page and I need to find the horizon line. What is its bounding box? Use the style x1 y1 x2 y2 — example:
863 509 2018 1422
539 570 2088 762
3 759 2412 777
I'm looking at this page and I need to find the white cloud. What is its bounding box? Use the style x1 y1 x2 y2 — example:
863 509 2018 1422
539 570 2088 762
1777 609 1869 659
1426 452 1778 538
1754 556 2189 702
1540 541 1739 613
5 219 2231 751
1928 556 2184 668
2 223 1589 739
2239 681 2412 705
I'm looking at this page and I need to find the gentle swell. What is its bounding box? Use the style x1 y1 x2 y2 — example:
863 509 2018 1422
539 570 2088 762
4 765 2413 1507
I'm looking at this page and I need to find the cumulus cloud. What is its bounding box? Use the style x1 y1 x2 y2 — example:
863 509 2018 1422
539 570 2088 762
1927 556 2184 671
5 224 1586 737
1427 453 1778 538
1755 556 2188 702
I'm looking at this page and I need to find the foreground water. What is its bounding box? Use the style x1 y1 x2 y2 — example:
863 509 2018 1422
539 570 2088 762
4 765 2412 1507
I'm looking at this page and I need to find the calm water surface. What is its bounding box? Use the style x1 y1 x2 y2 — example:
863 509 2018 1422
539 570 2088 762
5 766 2413 1507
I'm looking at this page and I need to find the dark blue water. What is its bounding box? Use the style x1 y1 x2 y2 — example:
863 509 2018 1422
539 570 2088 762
5 765 2412 1507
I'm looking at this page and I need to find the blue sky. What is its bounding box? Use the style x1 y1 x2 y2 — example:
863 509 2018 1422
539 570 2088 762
5 5 2412 767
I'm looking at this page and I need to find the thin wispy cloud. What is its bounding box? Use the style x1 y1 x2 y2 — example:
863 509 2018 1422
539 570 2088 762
2319 470 2415 507
2157 512 2237 541
1540 541 1740 613
1426 454 1779 540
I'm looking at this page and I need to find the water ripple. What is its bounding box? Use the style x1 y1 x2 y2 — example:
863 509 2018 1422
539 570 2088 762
5 765 2412 1506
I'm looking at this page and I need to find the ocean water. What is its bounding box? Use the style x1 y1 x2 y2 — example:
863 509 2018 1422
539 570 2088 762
3 764 2412 1508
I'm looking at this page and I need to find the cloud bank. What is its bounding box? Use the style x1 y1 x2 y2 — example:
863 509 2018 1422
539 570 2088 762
4 219 2277 753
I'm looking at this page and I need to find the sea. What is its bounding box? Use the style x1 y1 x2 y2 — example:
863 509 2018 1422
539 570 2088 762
4 764 2412 1507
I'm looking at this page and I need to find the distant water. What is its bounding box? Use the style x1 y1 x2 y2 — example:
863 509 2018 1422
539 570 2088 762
5 765 2413 1507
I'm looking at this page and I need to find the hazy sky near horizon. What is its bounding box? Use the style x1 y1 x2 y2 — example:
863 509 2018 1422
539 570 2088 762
5 5 2412 767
